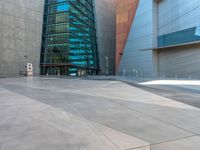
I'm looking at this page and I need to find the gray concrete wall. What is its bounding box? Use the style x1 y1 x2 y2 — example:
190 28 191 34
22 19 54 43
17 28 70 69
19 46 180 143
0 0 44 77
118 0 158 77
94 0 116 75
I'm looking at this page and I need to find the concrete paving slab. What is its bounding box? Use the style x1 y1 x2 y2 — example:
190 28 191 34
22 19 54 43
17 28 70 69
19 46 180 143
117 77 200 108
131 146 151 150
0 88 119 150
151 136 200 150
93 123 150 150
66 98 193 143
121 101 200 134
0 77 200 150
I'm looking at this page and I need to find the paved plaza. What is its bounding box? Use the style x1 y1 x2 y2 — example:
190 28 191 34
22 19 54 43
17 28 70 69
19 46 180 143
0 77 200 150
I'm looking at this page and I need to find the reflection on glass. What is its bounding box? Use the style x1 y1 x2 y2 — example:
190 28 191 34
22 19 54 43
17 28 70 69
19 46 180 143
41 0 98 76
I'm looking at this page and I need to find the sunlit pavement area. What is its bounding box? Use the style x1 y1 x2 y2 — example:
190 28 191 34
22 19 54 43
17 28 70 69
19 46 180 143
0 77 200 150
118 77 200 108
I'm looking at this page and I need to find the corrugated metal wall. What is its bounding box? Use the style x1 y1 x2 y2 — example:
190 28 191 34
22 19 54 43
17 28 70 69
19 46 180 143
158 44 200 79
158 0 200 79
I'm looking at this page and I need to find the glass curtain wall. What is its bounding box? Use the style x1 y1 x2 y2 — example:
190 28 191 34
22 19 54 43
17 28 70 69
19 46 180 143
40 0 99 76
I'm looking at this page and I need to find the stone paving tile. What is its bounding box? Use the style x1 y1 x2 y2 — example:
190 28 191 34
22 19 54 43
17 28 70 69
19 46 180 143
93 122 149 150
131 146 151 150
0 90 119 150
0 77 200 150
151 136 200 150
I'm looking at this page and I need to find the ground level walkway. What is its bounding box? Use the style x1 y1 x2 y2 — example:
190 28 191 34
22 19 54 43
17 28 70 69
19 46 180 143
0 77 200 150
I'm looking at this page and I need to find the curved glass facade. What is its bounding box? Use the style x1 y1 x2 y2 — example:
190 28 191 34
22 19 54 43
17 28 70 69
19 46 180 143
40 0 99 75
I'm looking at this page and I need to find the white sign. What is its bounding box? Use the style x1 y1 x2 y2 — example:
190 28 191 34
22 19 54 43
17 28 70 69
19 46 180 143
26 63 33 76
195 24 200 36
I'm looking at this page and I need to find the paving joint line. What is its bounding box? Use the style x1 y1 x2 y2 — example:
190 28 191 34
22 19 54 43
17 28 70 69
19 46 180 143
122 103 198 135
124 144 150 150
70 89 200 140
5 81 199 136
92 123 122 150
2 80 199 149
150 134 198 146
0 105 22 147
66 106 121 150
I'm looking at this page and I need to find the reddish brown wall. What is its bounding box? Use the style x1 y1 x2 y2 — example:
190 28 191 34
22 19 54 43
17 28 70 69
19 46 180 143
116 0 139 71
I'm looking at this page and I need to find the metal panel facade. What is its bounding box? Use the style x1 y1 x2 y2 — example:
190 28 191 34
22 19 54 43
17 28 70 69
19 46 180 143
116 0 139 71
158 44 200 78
118 0 157 77
157 0 200 78
118 0 200 79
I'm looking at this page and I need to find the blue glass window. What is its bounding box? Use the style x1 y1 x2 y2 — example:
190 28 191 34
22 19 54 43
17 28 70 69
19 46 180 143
57 4 69 12
41 0 98 76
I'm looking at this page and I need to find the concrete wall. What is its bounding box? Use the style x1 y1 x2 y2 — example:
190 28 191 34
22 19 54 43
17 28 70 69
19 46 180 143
118 0 158 77
94 0 116 75
0 0 44 77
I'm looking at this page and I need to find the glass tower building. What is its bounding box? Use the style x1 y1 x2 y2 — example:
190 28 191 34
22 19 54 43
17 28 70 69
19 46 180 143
40 0 99 76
